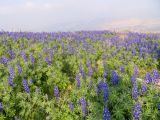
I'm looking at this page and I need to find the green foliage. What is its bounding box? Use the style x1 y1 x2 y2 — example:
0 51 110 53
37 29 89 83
0 32 160 120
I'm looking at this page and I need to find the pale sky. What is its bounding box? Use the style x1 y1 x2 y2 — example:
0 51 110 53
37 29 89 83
0 0 160 32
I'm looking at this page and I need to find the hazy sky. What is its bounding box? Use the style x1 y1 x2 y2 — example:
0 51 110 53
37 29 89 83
0 0 160 32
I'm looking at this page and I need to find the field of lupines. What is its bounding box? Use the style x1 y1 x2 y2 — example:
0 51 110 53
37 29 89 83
0 30 160 120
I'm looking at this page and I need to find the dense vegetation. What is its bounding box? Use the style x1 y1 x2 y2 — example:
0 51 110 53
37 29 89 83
0 31 160 120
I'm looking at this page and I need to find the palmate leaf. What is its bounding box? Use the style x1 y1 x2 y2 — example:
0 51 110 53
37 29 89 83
112 107 125 119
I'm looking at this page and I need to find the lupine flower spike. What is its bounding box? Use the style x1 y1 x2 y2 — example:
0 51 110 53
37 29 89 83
22 79 30 93
133 101 141 120
80 97 87 117
103 107 110 120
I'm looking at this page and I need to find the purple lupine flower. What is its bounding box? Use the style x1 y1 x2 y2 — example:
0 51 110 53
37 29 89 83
16 64 22 74
102 82 109 102
79 64 83 75
132 49 136 56
69 45 73 54
8 76 13 86
144 72 152 84
68 101 74 111
88 79 92 90
20 43 24 49
132 84 138 100
54 86 59 99
22 79 30 93
80 97 87 117
158 103 160 112
30 54 35 64
45 56 50 65
8 49 15 59
49 48 53 58
88 66 93 77
87 60 91 68
152 69 159 84
120 65 124 73
76 73 81 89
141 82 147 95
20 50 27 62
111 70 119 85
0 102 3 112
118 46 120 52
87 60 93 77
131 74 136 85
133 65 138 76
119 56 122 60
1 56 8 64
97 80 104 93
104 69 107 78
96 80 109 102
79 64 86 79
10 50 15 59
103 107 110 120
133 101 141 120
139 48 143 57
8 65 14 79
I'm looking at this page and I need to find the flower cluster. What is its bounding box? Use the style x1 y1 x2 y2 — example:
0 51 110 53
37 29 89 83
88 66 93 77
54 86 59 99
120 65 124 73
141 82 147 95
133 101 141 120
8 76 13 86
104 69 107 78
30 54 35 64
97 80 104 94
79 63 85 79
45 56 50 65
20 50 27 62
133 65 138 76
8 49 15 59
97 80 109 102
79 64 83 75
87 60 93 77
102 82 109 102
132 84 138 100
68 101 74 111
0 56 8 64
111 70 119 85
8 65 14 79
76 73 81 89
144 72 152 84
16 64 22 74
152 69 159 84
22 79 30 93
131 74 136 85
143 70 159 84
80 97 87 117
103 107 110 120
